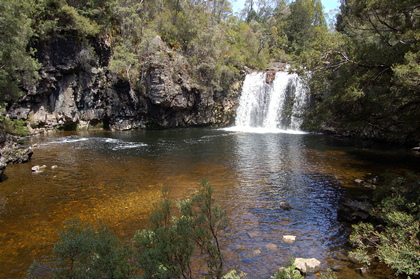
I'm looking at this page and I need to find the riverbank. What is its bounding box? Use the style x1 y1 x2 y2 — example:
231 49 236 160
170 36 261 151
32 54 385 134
0 132 33 180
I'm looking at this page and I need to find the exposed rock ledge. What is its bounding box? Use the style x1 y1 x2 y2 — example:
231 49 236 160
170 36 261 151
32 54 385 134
8 35 241 132
0 132 33 180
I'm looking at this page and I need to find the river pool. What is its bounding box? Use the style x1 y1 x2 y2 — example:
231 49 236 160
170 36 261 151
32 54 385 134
0 128 418 278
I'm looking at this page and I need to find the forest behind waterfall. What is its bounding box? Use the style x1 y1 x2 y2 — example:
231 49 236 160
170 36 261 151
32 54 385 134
1 0 419 143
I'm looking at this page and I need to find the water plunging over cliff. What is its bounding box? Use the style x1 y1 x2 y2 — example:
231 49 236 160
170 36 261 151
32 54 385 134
233 71 309 133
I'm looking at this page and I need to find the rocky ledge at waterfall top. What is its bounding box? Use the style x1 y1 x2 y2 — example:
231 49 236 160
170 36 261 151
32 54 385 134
8 35 241 132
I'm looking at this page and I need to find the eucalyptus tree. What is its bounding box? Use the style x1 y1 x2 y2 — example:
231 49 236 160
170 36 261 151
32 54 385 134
0 0 40 104
305 0 420 143
285 0 327 55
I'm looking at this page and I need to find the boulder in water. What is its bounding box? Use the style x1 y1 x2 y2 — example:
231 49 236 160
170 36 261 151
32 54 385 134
282 235 297 244
294 257 321 274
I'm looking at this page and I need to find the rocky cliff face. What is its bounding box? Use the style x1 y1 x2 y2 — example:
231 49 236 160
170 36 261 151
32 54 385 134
9 35 241 132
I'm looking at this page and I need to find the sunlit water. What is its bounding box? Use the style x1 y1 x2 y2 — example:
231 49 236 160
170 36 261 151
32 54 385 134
0 128 418 278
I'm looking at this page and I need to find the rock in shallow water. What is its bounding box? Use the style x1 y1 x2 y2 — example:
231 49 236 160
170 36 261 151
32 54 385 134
282 235 297 244
32 165 47 173
294 257 321 274
280 201 292 210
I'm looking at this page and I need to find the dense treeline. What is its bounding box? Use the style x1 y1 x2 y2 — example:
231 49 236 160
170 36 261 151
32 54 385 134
302 0 420 144
0 0 419 142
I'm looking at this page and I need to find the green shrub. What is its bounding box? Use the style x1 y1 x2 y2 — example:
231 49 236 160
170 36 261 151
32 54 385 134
320 269 337 279
0 105 30 136
27 218 134 279
132 195 195 279
222 270 247 279
349 173 420 276
54 219 134 279
133 180 229 279
271 261 304 279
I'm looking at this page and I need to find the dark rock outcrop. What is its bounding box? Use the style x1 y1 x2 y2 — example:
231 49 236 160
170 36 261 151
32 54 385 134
338 196 373 223
0 132 33 180
0 159 5 180
9 35 241 132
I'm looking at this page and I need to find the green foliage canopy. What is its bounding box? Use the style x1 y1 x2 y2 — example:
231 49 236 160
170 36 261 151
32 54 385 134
303 0 420 143
0 0 40 104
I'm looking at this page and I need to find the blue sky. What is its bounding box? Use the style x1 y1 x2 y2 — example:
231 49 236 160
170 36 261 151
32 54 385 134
231 0 340 14
321 0 340 13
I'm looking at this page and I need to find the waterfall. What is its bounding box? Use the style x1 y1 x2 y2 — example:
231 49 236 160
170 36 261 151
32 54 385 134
233 71 309 133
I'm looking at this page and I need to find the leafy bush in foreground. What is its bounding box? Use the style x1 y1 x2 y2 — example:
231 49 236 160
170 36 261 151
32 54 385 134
271 261 304 279
133 180 229 279
27 181 230 279
27 219 134 279
349 173 420 277
27 180 340 278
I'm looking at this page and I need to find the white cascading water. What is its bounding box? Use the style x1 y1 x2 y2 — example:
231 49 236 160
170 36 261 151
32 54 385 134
233 71 309 133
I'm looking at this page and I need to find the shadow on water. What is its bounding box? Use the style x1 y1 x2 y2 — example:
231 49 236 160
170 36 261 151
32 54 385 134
0 129 417 278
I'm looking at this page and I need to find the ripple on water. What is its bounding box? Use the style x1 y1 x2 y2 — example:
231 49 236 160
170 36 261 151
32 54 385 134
1 130 413 278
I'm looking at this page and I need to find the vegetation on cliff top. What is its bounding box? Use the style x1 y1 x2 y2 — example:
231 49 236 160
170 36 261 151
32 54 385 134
0 0 419 142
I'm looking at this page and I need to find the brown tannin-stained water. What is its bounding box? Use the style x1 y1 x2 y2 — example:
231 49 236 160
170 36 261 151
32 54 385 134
0 128 418 278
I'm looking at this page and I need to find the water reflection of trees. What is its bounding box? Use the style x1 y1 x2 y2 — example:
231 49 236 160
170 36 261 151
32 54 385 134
228 132 345 276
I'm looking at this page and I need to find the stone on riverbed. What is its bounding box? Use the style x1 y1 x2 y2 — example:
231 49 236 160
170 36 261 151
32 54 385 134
354 179 364 184
282 235 297 244
266 243 278 250
294 257 321 274
280 201 292 210
32 165 47 173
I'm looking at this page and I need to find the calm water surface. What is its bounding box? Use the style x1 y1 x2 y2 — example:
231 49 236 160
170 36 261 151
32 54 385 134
0 128 418 278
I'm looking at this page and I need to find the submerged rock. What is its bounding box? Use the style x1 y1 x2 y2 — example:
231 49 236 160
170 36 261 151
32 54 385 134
338 196 373 222
265 243 278 250
280 201 293 210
